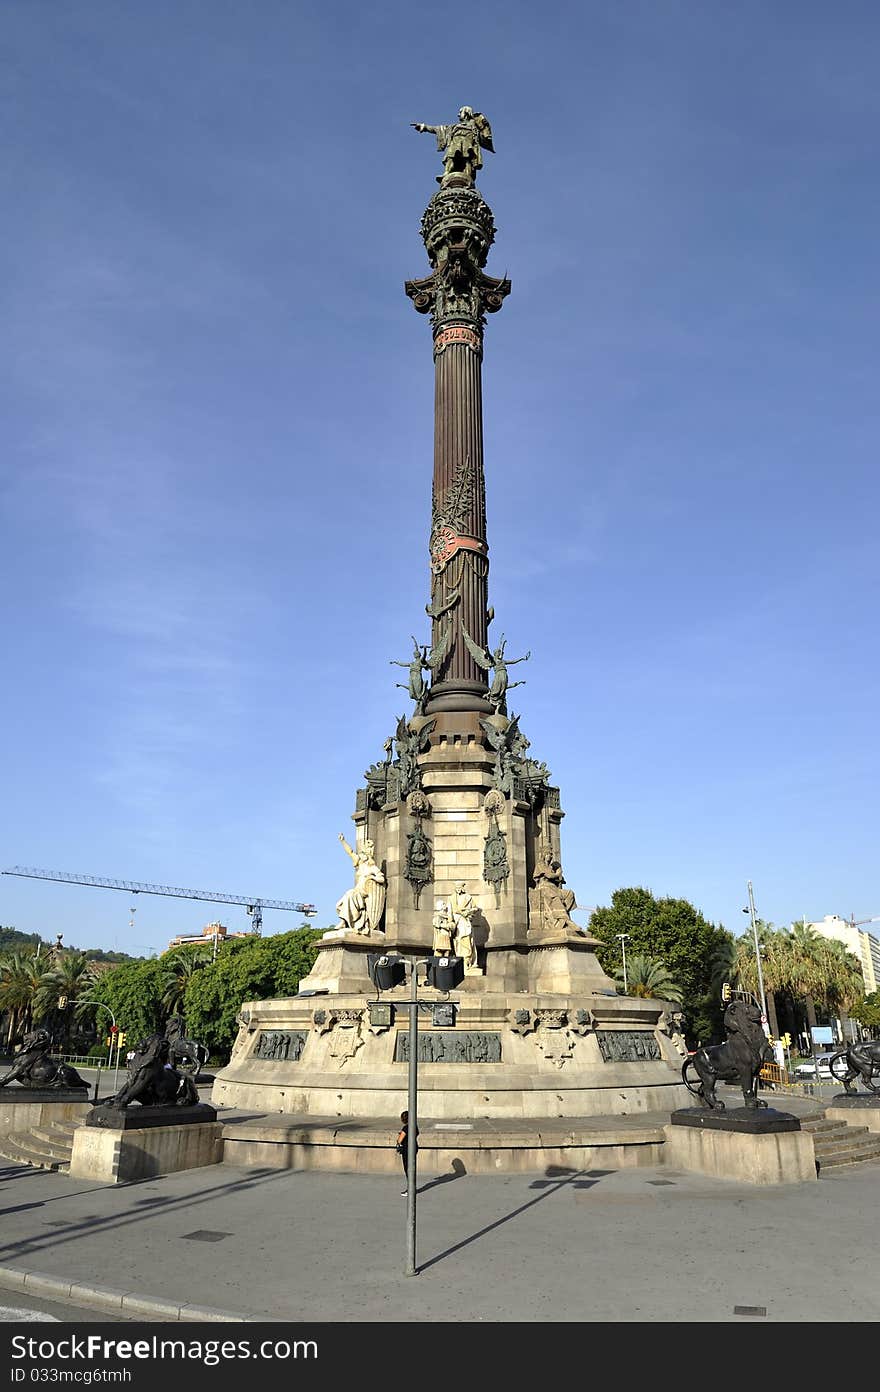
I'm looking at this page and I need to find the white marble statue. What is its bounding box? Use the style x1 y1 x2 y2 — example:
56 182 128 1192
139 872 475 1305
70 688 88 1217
432 899 454 956
323 834 386 939
449 881 481 974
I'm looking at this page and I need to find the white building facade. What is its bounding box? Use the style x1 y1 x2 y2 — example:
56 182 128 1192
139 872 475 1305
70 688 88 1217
809 915 880 995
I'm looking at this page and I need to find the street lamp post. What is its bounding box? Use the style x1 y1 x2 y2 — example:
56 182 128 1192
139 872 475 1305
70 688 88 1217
616 934 630 993
371 952 461 1278
743 881 769 1033
92 1004 119 1096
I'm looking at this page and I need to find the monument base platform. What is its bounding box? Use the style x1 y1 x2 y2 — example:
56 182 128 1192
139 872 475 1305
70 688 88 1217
664 1108 815 1184
219 1112 669 1175
70 1116 223 1184
213 985 690 1175
213 988 690 1133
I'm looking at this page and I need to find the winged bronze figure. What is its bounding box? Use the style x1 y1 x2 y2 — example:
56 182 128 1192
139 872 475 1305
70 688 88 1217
462 625 530 715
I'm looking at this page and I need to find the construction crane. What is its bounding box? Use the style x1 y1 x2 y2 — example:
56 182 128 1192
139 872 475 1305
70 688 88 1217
2 866 317 937
843 913 880 932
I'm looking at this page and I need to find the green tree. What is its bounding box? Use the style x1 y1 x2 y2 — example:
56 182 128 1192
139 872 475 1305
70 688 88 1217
616 953 683 1003
590 887 731 1043
850 991 880 1033
80 958 167 1046
731 921 791 1038
0 928 44 953
160 946 212 1013
0 951 58 1042
786 920 823 1034
38 953 102 1049
183 929 323 1058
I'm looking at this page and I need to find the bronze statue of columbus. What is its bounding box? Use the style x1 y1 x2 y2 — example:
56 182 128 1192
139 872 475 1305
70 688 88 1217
411 106 494 186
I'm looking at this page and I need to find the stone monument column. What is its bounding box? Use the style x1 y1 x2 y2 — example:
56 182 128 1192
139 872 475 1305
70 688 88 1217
406 182 510 714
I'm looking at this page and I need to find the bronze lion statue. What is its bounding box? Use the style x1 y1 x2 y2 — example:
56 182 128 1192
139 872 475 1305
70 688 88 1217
829 1040 880 1095
99 1032 199 1109
0 1028 87 1090
682 1001 773 1109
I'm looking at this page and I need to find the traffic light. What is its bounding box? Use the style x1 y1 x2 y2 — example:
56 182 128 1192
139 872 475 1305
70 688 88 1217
105 1035 112 1048
721 982 731 1001
118 1032 127 1048
781 1032 791 1048
57 994 68 1009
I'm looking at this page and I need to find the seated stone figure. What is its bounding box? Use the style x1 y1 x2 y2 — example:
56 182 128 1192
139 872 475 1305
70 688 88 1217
529 849 581 935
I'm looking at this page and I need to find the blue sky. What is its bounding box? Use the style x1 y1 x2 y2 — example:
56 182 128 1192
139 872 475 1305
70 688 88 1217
2 2 878 956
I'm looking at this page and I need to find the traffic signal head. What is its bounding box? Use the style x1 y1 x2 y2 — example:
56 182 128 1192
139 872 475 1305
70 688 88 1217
721 982 731 1001
118 1032 127 1047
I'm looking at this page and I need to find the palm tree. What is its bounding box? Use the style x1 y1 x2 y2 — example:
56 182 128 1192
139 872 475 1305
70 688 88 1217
160 947 211 1015
0 951 33 1045
616 954 683 1004
0 951 57 1043
787 920 823 1036
814 937 863 1039
733 924 791 1038
38 953 101 1050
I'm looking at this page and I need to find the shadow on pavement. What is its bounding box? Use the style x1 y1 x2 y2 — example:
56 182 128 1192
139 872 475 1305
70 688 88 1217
417 1165 609 1273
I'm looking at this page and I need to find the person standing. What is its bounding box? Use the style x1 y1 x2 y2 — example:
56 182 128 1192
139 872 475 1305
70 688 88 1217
396 1110 417 1196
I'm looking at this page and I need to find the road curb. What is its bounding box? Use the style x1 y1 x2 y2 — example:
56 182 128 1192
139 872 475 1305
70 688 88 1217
0 1265 252 1322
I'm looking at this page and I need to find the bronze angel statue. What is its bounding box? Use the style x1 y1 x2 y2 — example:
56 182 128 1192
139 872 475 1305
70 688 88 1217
411 107 495 187
462 627 530 715
390 627 451 714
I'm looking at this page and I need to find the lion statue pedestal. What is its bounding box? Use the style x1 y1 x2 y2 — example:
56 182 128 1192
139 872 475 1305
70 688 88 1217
69 1033 222 1184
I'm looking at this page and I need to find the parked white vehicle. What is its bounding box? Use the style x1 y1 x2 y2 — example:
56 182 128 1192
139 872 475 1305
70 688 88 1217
793 1054 835 1079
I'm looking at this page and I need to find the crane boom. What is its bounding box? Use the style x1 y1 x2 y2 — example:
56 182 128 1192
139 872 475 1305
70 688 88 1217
2 866 317 924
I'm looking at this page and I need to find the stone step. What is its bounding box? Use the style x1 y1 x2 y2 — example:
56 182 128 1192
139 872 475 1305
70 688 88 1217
47 1120 81 1137
813 1130 874 1152
814 1132 878 1157
818 1142 880 1169
0 1135 69 1172
801 1117 849 1135
811 1130 857 1149
29 1125 76 1155
812 1125 869 1147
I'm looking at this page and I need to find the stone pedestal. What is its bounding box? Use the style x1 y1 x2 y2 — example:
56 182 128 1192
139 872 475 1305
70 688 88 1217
69 1103 222 1183
825 1093 880 1132
527 932 617 994
664 1107 816 1184
297 935 380 995
0 1089 91 1136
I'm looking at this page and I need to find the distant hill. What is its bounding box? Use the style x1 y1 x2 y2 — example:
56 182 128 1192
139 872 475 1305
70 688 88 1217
0 926 143 963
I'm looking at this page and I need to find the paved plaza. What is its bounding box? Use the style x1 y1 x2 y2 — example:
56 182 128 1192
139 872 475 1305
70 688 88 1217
0 1091 878 1324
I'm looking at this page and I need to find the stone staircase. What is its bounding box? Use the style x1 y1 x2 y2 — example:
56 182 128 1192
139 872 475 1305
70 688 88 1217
0 1119 80 1173
799 1109 880 1171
